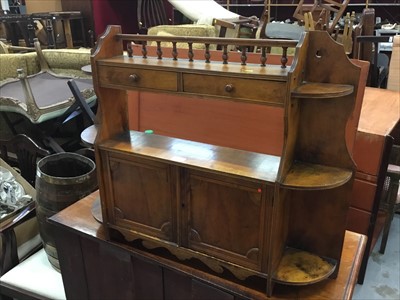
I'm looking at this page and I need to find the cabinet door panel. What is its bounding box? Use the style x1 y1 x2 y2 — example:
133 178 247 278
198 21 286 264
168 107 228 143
192 279 235 300
346 207 371 234
107 153 176 242
350 178 376 211
80 239 135 299
164 269 192 300
131 258 164 299
164 269 236 300
186 171 267 269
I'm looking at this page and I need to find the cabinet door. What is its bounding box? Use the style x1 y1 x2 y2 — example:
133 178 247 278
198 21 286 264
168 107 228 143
184 170 269 270
82 239 163 300
164 269 241 300
192 280 235 300
105 152 177 243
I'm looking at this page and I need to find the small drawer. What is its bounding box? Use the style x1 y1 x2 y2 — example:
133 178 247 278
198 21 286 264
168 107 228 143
183 73 285 104
350 178 376 212
346 207 371 235
98 65 178 92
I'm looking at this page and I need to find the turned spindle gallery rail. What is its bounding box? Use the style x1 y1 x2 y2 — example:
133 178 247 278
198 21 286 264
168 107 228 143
120 34 298 68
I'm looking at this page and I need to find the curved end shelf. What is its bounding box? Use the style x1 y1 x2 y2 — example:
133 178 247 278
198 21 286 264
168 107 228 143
292 82 354 98
280 161 353 190
273 247 337 286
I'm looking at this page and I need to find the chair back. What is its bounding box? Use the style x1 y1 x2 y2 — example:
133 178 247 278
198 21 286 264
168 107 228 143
341 11 356 55
293 0 350 34
138 0 168 33
355 35 391 88
352 8 375 60
0 134 50 186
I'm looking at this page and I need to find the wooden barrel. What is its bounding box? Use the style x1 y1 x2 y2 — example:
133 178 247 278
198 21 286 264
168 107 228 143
35 152 97 271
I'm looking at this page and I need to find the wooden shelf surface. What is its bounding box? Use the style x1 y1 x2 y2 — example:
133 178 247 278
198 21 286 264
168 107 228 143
292 82 354 99
280 161 353 189
273 247 337 285
98 130 281 183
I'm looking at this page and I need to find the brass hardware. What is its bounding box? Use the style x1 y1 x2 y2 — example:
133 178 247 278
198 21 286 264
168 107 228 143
129 74 140 82
225 84 234 92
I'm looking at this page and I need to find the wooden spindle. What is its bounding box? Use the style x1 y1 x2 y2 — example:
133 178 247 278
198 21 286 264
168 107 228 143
260 47 267 67
156 41 162 60
172 42 178 61
45 19 55 49
281 47 288 68
142 42 147 58
241 47 247 66
127 42 133 58
222 45 228 64
188 42 194 62
205 43 210 63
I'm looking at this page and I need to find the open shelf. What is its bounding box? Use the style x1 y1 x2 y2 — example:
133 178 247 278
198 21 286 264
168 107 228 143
273 247 337 285
280 161 353 190
99 130 281 183
292 82 354 99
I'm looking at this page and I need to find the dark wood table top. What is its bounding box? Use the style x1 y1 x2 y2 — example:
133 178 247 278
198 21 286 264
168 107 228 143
50 191 367 300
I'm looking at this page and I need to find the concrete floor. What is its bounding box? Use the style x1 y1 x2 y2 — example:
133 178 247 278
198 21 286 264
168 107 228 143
353 214 400 300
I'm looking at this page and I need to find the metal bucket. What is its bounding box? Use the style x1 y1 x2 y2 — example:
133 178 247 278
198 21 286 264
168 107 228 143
35 152 97 271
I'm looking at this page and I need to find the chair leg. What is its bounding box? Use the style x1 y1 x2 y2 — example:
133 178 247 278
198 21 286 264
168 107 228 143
379 183 398 254
379 211 393 254
67 80 96 124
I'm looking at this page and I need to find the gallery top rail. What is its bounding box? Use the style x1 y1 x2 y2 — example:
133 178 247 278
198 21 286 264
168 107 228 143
116 34 299 48
114 33 300 68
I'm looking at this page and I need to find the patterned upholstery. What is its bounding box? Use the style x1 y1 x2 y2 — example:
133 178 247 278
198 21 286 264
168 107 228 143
0 53 39 82
0 48 95 124
42 49 91 74
148 24 218 37
0 48 91 82
0 41 10 54
24 52 41 77
148 24 218 50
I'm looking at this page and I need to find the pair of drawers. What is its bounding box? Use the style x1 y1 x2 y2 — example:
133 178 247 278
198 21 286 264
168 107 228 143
98 65 285 105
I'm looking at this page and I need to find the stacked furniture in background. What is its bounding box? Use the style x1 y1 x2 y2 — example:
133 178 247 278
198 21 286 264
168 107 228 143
141 0 258 50
0 11 87 49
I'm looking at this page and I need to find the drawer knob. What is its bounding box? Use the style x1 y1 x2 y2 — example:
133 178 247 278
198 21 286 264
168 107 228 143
225 84 234 93
129 74 140 82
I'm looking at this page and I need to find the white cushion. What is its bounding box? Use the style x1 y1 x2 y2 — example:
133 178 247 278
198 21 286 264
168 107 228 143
17 233 42 260
0 248 66 300
168 0 239 24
